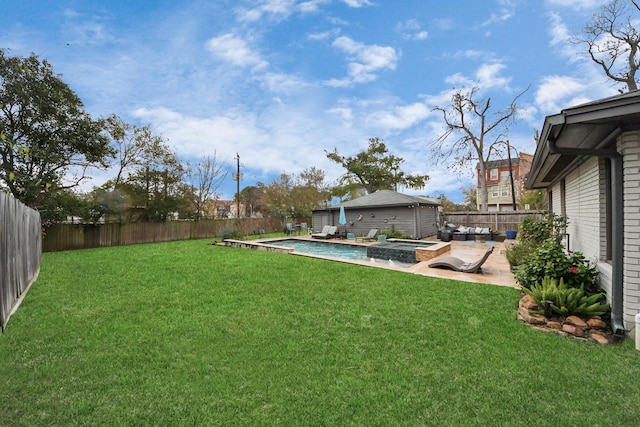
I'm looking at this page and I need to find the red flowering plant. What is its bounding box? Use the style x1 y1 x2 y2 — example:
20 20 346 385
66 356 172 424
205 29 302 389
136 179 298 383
565 252 599 294
515 238 600 295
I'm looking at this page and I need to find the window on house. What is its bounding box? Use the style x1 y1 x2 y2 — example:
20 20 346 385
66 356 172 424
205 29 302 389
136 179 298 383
500 171 510 182
492 186 499 197
501 186 509 197
490 168 498 180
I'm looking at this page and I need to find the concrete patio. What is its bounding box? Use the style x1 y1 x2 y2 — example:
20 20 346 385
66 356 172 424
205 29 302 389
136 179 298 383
252 234 518 288
408 239 517 288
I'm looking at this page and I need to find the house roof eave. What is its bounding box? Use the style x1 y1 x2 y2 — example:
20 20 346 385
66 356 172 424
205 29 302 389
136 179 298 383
527 90 640 190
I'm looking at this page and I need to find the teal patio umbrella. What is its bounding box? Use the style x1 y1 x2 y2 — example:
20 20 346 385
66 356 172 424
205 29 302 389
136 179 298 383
339 205 347 225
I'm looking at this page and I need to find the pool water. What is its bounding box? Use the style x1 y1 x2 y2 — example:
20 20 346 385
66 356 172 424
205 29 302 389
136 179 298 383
265 238 417 268
267 239 367 260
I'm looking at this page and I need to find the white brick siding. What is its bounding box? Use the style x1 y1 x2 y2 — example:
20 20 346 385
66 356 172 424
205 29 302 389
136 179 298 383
620 131 640 335
563 156 602 261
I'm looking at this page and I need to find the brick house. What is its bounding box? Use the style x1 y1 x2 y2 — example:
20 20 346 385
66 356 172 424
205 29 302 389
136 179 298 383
526 89 640 340
476 153 533 211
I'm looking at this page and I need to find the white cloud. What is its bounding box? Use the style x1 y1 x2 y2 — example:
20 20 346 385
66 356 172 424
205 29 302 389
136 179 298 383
205 33 268 70
326 36 399 86
447 50 494 61
481 0 517 27
61 8 115 46
235 0 296 22
535 75 586 112
396 19 429 41
475 62 511 90
368 102 431 130
547 11 572 47
307 29 340 41
341 0 373 7
298 0 331 13
326 106 354 122
258 72 310 93
544 0 607 10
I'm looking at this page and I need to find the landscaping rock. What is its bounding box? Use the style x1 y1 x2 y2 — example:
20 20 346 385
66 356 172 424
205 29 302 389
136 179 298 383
565 316 588 328
518 307 546 325
587 318 607 329
517 295 614 344
562 324 586 337
546 321 562 330
590 331 611 344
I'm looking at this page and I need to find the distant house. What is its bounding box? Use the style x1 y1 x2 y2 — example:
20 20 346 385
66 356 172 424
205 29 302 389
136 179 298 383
476 153 533 211
526 89 640 340
312 190 440 239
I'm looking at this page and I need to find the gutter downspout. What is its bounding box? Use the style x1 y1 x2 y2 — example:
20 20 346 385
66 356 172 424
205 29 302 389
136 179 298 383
548 136 626 337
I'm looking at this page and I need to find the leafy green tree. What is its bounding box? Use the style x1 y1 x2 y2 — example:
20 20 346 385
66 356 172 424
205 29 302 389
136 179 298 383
104 131 186 221
104 114 155 188
519 189 547 211
84 187 130 223
239 185 266 217
262 167 329 217
326 137 428 194
0 49 113 221
461 185 479 211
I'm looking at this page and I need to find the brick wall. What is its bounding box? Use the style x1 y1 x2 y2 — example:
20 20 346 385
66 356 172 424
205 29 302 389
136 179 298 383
620 131 640 336
564 156 601 261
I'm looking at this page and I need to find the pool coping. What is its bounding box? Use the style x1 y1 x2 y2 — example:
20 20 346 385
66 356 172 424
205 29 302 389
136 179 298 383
219 236 517 288
222 237 452 269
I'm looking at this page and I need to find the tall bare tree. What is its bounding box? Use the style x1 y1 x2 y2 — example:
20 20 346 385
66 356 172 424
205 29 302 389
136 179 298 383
573 0 640 91
185 153 228 220
431 86 527 212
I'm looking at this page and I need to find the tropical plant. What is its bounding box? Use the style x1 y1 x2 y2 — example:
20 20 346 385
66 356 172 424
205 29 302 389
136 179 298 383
524 276 610 320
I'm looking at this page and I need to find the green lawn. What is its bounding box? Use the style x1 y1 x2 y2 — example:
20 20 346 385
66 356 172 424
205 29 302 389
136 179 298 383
1 239 639 426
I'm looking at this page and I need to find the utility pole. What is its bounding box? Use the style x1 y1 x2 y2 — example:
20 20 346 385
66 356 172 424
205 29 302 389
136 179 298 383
235 153 241 218
506 141 517 211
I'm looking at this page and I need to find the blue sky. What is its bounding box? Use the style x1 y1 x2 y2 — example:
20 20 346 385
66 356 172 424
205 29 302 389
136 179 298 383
2 0 617 202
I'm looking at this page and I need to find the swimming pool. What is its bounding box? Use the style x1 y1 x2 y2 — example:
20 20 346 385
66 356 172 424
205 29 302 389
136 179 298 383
267 239 368 260
264 238 430 268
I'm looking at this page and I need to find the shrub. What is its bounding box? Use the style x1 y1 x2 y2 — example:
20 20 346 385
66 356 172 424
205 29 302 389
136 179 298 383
382 227 408 239
565 251 599 294
518 212 567 245
524 276 610 320
505 212 569 271
222 227 244 240
504 240 536 270
515 238 598 292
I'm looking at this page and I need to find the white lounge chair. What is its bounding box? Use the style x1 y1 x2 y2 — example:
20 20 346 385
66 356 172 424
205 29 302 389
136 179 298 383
356 229 378 242
312 225 337 239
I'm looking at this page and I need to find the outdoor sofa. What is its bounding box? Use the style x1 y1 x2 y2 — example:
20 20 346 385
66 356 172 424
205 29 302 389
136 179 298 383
440 224 491 241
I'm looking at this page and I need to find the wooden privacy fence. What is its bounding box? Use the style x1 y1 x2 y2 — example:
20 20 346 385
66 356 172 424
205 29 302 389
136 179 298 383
1 192 42 331
443 211 545 234
42 217 286 252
